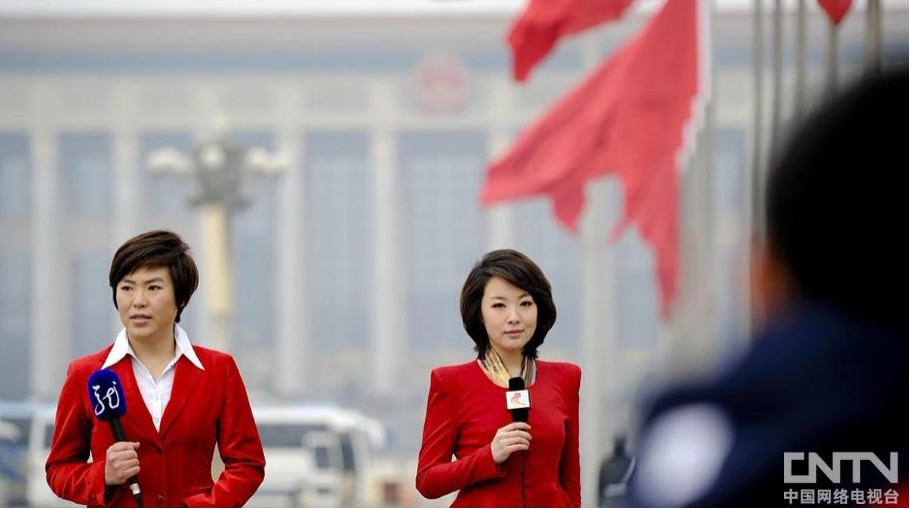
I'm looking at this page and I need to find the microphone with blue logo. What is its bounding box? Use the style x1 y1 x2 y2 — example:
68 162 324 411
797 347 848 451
88 369 143 507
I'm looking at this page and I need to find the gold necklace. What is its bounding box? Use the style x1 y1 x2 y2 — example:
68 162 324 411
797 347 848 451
478 348 536 388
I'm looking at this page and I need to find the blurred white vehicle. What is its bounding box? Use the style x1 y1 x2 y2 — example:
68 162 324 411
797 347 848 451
251 403 386 507
27 404 79 508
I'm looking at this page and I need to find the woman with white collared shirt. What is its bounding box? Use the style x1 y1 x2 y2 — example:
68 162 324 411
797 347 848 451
46 230 265 507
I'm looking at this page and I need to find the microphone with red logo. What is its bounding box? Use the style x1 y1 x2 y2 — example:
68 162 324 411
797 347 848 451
88 369 143 507
507 376 530 422
507 376 530 507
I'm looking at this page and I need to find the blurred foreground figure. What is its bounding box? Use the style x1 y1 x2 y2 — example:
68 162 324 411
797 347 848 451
628 68 908 507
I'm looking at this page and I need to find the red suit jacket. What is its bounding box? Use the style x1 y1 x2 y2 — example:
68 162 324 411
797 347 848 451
416 359 581 507
46 344 266 507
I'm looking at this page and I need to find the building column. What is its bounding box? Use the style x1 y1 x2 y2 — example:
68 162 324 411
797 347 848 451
579 179 617 508
486 79 516 250
369 80 405 398
111 82 142 335
112 82 141 244
577 32 619 508
30 82 69 400
274 82 308 398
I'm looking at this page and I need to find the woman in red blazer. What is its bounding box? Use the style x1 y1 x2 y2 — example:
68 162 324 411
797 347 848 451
46 230 265 507
416 249 581 507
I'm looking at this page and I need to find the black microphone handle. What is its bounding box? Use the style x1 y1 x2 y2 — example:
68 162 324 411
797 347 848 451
109 416 127 442
508 376 529 423
108 418 144 507
511 408 529 423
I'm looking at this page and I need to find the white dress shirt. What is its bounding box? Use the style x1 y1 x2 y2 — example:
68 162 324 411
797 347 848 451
102 325 204 432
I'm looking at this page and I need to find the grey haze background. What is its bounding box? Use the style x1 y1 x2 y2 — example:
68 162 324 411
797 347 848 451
0 0 906 506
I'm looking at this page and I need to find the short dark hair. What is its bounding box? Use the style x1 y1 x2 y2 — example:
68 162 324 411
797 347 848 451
765 67 906 329
460 249 557 359
109 230 199 323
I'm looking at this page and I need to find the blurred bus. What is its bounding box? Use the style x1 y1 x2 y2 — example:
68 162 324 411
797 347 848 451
252 403 386 507
3 399 386 507
0 401 31 507
26 404 76 507
0 400 77 508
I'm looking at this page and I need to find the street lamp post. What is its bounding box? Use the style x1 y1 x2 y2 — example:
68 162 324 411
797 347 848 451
147 136 285 354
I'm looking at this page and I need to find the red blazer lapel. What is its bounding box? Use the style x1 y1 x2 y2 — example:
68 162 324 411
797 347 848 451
158 356 202 438
108 358 162 446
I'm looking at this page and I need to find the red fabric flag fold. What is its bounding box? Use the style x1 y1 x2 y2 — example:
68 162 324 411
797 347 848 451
483 0 702 318
817 0 853 25
509 0 635 82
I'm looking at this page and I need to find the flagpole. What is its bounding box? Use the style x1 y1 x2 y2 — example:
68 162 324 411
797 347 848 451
671 0 717 393
746 0 766 339
577 30 613 509
795 0 808 119
866 0 882 74
750 0 765 239
751 0 765 237
825 12 840 96
700 0 717 374
770 0 783 166
579 178 613 508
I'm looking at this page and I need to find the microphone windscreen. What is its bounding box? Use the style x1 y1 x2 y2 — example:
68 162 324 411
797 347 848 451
87 369 127 421
508 376 525 391
507 376 529 423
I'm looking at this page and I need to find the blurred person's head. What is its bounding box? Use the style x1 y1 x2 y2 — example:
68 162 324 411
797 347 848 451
460 249 557 359
109 230 199 328
752 67 907 330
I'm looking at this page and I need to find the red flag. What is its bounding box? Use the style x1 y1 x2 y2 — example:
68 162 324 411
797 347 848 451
509 0 635 82
483 0 705 318
817 0 852 25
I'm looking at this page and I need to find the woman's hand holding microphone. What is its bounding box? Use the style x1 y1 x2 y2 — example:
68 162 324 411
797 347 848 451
490 422 532 463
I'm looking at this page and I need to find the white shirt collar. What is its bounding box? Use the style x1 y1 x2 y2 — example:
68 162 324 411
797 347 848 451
102 324 204 371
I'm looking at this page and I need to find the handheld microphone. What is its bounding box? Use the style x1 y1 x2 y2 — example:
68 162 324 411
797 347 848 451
507 376 530 422
508 376 530 508
88 369 143 507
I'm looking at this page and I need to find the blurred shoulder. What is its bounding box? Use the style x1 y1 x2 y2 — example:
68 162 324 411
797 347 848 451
190 345 239 370
428 361 483 393
430 360 478 381
537 359 581 381
67 347 111 375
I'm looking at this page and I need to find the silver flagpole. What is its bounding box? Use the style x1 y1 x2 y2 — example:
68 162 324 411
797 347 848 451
866 0 882 74
746 0 766 336
770 0 783 164
751 0 765 237
825 7 840 97
795 0 808 119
